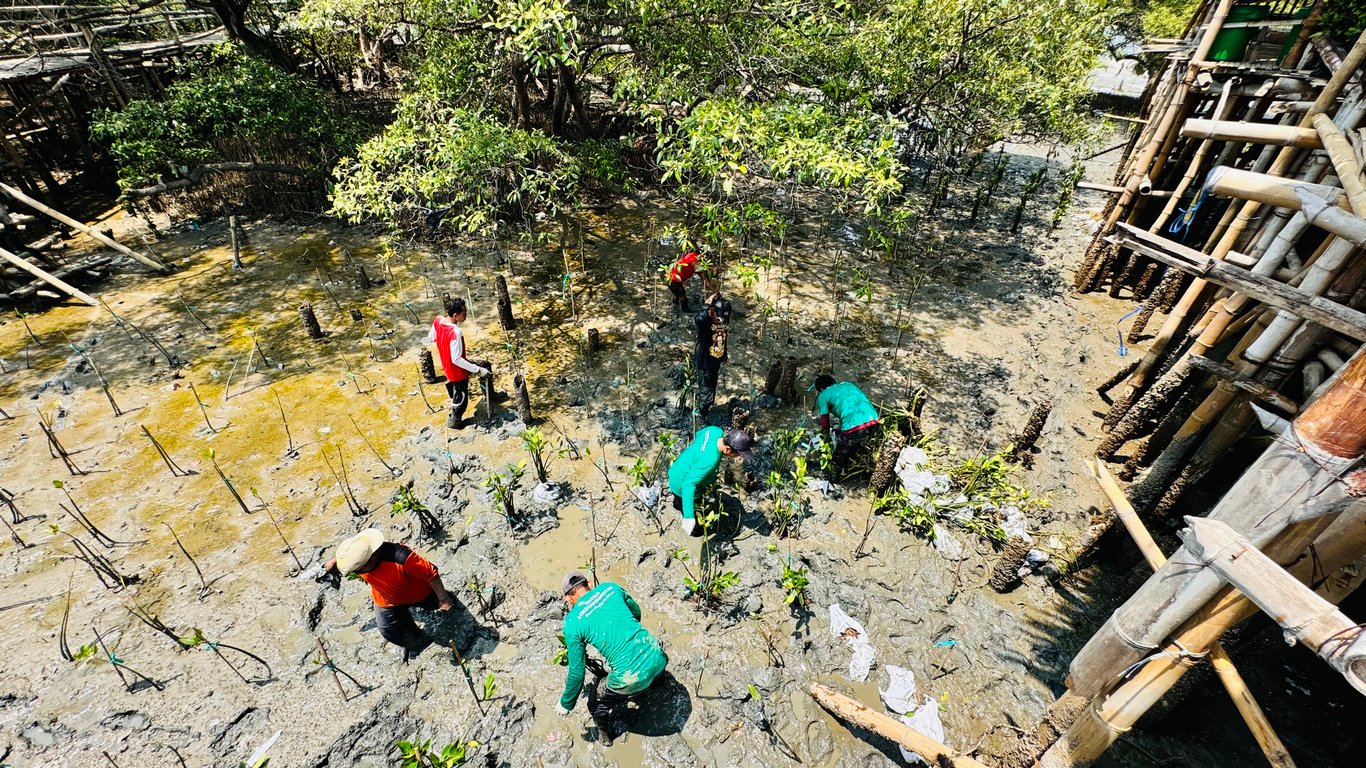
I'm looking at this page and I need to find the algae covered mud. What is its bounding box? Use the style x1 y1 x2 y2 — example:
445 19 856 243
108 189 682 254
0 143 1139 767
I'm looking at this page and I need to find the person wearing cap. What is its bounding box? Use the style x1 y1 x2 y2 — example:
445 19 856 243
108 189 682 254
666 425 754 535
426 295 492 430
666 250 715 313
693 293 732 422
813 374 881 479
556 572 667 746
323 529 456 650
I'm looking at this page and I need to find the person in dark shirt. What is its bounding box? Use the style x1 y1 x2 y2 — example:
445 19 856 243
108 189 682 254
693 294 731 423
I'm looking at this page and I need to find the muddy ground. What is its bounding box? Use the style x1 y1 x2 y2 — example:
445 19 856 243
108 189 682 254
0 138 1332 768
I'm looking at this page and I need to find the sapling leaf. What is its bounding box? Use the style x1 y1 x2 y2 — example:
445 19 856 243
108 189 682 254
747 684 761 701
52 480 64 489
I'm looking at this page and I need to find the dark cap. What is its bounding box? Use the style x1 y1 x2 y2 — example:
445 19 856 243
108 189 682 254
711 298 732 324
724 429 754 460
561 571 589 595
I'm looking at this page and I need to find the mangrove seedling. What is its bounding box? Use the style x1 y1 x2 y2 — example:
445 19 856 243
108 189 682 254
83 627 164 692
310 637 367 701
203 449 251 515
53 480 135 548
321 445 366 515
140 425 188 476
50 524 136 590
180 627 274 684
249 489 306 571
390 485 443 539
350 415 399 476
396 739 479 768
518 426 551 484
483 461 525 526
164 523 213 599
780 563 809 608
552 634 568 666
765 455 808 539
481 671 498 702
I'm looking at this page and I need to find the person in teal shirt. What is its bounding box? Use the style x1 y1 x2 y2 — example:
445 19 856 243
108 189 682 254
556 572 667 746
666 426 754 535
813 374 881 480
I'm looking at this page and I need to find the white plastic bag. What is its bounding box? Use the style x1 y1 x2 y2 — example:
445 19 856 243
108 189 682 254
828 604 876 681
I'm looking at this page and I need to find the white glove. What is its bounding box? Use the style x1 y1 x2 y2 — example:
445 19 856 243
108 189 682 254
556 703 571 716
681 516 697 535
478 367 492 376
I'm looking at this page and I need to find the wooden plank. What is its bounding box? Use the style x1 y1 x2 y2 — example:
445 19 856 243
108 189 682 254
1187 354 1301 414
808 684 991 768
1113 224 1366 341
1183 516 1366 694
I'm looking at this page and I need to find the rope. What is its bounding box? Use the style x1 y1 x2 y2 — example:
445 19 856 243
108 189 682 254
1168 169 1215 238
1117 638 1209 680
1114 304 1145 357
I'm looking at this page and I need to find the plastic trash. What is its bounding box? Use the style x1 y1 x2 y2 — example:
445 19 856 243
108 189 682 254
901 697 947 766
880 665 947 767
1001 505 1032 545
879 665 918 714
931 525 966 561
532 482 562 503
895 446 950 504
829 604 875 682
633 482 660 508
1026 548 1050 567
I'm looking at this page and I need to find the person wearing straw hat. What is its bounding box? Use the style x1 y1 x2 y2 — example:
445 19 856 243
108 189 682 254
666 425 754 535
323 529 455 650
556 571 667 747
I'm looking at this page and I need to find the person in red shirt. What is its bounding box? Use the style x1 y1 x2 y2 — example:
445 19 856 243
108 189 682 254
666 250 715 313
324 529 456 650
426 296 491 429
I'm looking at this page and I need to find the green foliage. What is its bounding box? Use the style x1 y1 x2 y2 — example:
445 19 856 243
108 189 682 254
552 634 569 666
519 426 553 483
766 455 808 539
780 562 809 607
481 672 499 701
390 486 430 519
90 50 356 191
331 99 579 234
396 738 479 768
1320 0 1366 41
626 457 652 488
483 461 526 523
1117 0 1201 41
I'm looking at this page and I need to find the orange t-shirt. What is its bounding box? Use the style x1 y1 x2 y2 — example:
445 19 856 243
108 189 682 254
359 544 438 607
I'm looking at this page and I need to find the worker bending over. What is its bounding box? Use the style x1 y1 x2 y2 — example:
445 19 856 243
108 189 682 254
813 374 881 480
557 572 668 746
667 426 754 535
324 529 456 652
666 250 715 313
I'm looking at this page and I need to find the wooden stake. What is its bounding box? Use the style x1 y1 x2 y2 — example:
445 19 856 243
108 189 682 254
228 215 242 269
809 684 989 768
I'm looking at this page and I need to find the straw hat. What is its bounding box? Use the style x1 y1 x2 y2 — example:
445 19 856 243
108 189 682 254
336 529 385 574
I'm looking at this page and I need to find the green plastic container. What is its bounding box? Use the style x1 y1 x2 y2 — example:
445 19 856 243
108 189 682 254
1208 5 1272 62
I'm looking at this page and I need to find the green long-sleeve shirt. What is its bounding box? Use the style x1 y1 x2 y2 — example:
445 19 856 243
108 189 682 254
559 582 667 709
666 426 724 520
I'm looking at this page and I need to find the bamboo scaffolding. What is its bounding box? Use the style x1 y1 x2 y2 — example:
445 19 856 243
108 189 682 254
0 181 167 271
1069 346 1366 698
1181 118 1323 148
0 244 97 305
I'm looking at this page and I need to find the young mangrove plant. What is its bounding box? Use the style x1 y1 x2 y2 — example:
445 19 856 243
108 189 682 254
321 445 366 515
50 524 136 589
53 480 135 548
668 498 739 607
396 738 479 768
309 637 367 701
140 425 188 476
765 456 808 539
780 562 810 608
518 426 551 484
204 449 251 515
390 485 442 540
483 461 525 527
249 489 306 571
163 523 213 599
179 627 274 684
481 671 498 702
81 627 164 692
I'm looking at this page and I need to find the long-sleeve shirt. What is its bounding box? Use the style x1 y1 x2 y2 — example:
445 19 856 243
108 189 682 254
560 582 667 709
817 382 880 433
666 426 724 520
426 317 482 375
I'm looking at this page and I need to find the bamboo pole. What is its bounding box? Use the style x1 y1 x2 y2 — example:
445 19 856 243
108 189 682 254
1089 462 1297 768
1070 346 1366 697
0 182 168 272
0 245 98 305
1183 516 1366 693
809 684 991 768
1204 166 1351 213
1181 119 1322 148
1312 112 1366 212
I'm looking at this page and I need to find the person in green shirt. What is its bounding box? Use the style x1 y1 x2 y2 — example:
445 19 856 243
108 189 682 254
556 572 668 746
666 426 754 535
813 374 881 480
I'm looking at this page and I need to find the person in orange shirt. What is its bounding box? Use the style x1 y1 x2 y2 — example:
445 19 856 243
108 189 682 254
666 250 715 313
324 529 455 650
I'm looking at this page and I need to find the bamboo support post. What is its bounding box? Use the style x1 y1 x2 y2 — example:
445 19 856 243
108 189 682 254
1312 112 1366 212
1088 462 1297 768
0 245 98 305
809 684 991 768
1069 346 1366 698
0 182 167 272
